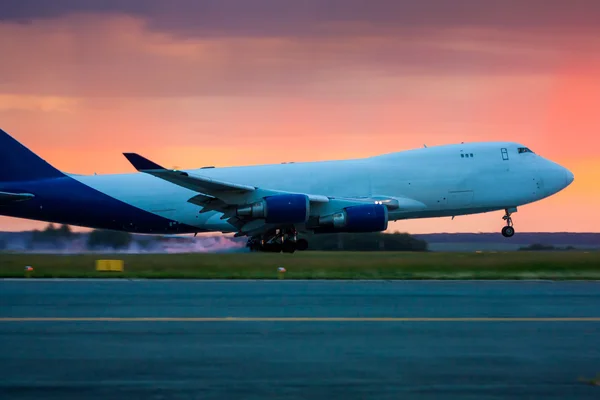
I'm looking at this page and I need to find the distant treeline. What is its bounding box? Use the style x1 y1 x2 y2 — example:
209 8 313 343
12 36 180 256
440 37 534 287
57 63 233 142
416 233 600 246
1 224 598 253
302 232 428 252
29 224 134 250
0 224 429 252
518 244 576 251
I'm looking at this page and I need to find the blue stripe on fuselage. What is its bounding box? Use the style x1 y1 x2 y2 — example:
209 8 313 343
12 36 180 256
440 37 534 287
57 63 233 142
0 175 200 234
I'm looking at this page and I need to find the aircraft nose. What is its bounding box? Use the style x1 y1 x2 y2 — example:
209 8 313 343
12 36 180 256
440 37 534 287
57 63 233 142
539 161 574 196
565 168 574 186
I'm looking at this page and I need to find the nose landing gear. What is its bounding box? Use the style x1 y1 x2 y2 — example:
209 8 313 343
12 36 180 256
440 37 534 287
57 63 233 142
501 208 516 237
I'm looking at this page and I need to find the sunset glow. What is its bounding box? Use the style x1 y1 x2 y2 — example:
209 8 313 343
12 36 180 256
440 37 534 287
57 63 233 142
1 1 598 233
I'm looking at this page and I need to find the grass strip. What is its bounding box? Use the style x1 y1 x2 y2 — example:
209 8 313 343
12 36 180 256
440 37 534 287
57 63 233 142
1 251 600 280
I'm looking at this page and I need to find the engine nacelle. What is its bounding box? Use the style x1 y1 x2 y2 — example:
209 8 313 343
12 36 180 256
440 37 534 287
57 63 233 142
236 194 309 224
316 203 388 233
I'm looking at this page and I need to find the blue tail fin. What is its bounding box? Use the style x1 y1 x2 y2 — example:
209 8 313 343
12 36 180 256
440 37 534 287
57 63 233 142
0 128 64 182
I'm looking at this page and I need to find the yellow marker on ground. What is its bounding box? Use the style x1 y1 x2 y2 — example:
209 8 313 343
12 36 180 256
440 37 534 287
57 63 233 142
95 259 124 272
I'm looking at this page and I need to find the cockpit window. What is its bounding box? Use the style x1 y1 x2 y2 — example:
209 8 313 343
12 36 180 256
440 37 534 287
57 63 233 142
518 147 534 154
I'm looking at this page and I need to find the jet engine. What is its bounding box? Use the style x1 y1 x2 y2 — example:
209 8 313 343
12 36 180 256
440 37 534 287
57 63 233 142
236 194 309 224
315 203 388 233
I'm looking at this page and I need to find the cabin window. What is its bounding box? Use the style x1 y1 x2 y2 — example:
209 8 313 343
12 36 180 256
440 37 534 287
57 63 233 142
470 153 474 157
501 148 509 160
461 154 464 158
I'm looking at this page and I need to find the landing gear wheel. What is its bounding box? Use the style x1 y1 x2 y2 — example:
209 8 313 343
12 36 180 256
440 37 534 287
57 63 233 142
246 236 262 252
282 241 296 254
501 226 515 238
245 228 307 253
295 238 308 251
501 208 516 238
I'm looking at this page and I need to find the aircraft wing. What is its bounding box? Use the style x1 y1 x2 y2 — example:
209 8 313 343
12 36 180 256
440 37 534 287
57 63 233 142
123 153 256 195
123 153 425 236
123 153 330 205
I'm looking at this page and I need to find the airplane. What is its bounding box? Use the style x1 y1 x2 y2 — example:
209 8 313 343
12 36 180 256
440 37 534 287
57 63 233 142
0 128 573 253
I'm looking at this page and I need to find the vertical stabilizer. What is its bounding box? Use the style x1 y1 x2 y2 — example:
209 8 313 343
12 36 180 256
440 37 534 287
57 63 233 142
0 128 64 182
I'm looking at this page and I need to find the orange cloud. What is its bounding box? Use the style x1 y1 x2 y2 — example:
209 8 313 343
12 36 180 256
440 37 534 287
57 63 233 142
0 95 79 112
0 12 598 233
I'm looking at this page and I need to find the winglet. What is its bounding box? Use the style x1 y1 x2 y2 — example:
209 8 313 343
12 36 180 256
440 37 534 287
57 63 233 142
123 153 166 171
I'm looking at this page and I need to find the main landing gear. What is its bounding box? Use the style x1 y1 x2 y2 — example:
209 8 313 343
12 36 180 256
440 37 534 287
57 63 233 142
501 208 516 238
247 228 309 253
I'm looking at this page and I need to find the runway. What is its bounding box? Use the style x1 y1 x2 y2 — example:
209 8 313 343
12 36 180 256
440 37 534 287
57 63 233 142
1 280 599 399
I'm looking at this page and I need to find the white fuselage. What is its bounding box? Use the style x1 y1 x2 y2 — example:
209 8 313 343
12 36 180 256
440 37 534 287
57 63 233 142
64 141 572 233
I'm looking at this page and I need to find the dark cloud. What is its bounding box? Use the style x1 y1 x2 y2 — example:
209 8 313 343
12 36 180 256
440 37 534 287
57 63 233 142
0 0 597 99
2 0 600 38
0 24 562 99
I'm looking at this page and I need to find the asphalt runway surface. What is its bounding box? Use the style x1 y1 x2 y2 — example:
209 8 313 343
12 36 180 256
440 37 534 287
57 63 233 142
1 280 599 399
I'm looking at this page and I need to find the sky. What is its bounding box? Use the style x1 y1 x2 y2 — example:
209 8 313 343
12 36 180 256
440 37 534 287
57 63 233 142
0 0 599 234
